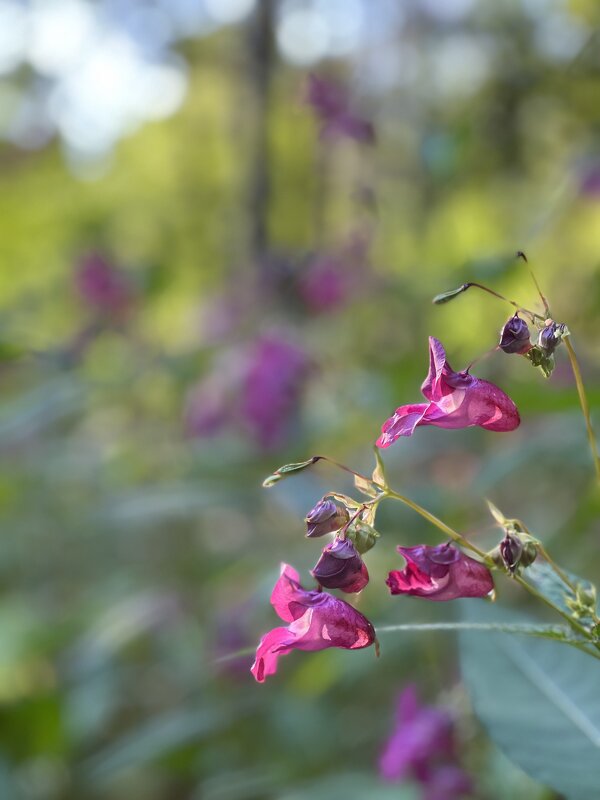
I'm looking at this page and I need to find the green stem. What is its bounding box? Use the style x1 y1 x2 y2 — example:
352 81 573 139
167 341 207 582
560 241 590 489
384 489 490 561
564 337 600 484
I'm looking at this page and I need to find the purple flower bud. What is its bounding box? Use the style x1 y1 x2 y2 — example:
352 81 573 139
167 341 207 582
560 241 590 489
538 321 566 355
305 499 349 538
499 315 531 354
499 533 523 573
311 538 369 593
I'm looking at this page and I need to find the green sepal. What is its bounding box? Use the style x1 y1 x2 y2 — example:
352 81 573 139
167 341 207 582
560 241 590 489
347 521 380 554
432 284 470 305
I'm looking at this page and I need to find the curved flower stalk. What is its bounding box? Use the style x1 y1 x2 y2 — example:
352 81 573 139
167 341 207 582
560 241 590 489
376 337 520 448
251 564 375 683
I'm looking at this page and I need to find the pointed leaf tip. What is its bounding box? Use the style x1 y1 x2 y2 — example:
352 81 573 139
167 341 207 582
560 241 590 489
262 457 320 488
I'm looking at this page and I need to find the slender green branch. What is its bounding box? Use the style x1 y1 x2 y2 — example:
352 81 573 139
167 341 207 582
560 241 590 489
564 337 600 484
384 489 489 561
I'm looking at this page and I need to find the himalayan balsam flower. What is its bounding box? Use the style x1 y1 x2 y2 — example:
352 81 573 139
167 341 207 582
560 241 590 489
386 543 494 601
306 74 375 145
311 537 369 593
376 337 520 448
251 564 375 683
379 685 472 800
305 498 349 538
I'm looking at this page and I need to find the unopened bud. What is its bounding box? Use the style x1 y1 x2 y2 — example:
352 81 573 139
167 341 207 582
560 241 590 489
305 499 349 538
311 537 369 593
499 533 523 573
538 321 568 356
499 315 531 355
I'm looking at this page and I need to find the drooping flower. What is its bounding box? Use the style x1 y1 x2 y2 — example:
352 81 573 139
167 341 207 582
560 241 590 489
379 685 473 799
499 315 531 354
305 74 375 145
386 543 494 601
311 537 369 593
251 564 375 683
376 337 520 448
305 498 349 538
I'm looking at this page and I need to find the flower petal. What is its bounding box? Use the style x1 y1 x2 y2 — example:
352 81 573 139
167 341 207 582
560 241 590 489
250 626 296 683
270 563 310 622
376 403 429 448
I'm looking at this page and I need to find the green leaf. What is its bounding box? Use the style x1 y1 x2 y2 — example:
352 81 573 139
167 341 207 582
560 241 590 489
262 457 320 487
525 562 597 620
432 284 470 304
460 603 600 799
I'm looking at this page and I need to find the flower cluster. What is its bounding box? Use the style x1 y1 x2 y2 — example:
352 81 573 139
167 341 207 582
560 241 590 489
250 335 517 682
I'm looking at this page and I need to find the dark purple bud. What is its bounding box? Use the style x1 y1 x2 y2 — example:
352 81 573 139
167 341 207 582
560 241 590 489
311 538 369 593
499 534 523 573
305 499 349 538
538 321 567 355
499 315 531 355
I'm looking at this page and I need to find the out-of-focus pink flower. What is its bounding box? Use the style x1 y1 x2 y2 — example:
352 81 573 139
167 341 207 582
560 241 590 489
240 334 310 450
376 337 520 448
306 74 375 145
386 543 494 602
311 538 369 593
379 686 472 799
251 564 375 683
184 371 233 437
580 163 600 196
75 253 134 318
379 685 453 781
299 232 371 313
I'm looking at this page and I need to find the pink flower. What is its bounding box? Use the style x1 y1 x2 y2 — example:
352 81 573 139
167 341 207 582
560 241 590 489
386 543 494 602
311 538 369 593
376 337 520 448
251 564 375 683
379 686 473 799
305 74 375 145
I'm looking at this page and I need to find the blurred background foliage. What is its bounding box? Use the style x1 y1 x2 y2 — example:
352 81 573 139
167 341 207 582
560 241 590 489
0 0 599 797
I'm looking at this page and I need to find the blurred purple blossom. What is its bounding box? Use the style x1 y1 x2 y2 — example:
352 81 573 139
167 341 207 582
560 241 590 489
75 252 134 319
185 332 311 451
379 685 472 799
305 74 375 145
579 163 600 196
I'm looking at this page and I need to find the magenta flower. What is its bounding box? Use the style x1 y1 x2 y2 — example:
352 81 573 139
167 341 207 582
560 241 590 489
251 564 375 683
376 337 520 448
311 538 369 593
386 543 494 601
305 74 375 145
379 685 473 799
379 685 453 782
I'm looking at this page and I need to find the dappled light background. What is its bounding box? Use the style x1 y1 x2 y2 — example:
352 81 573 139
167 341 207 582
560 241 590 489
0 0 599 797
